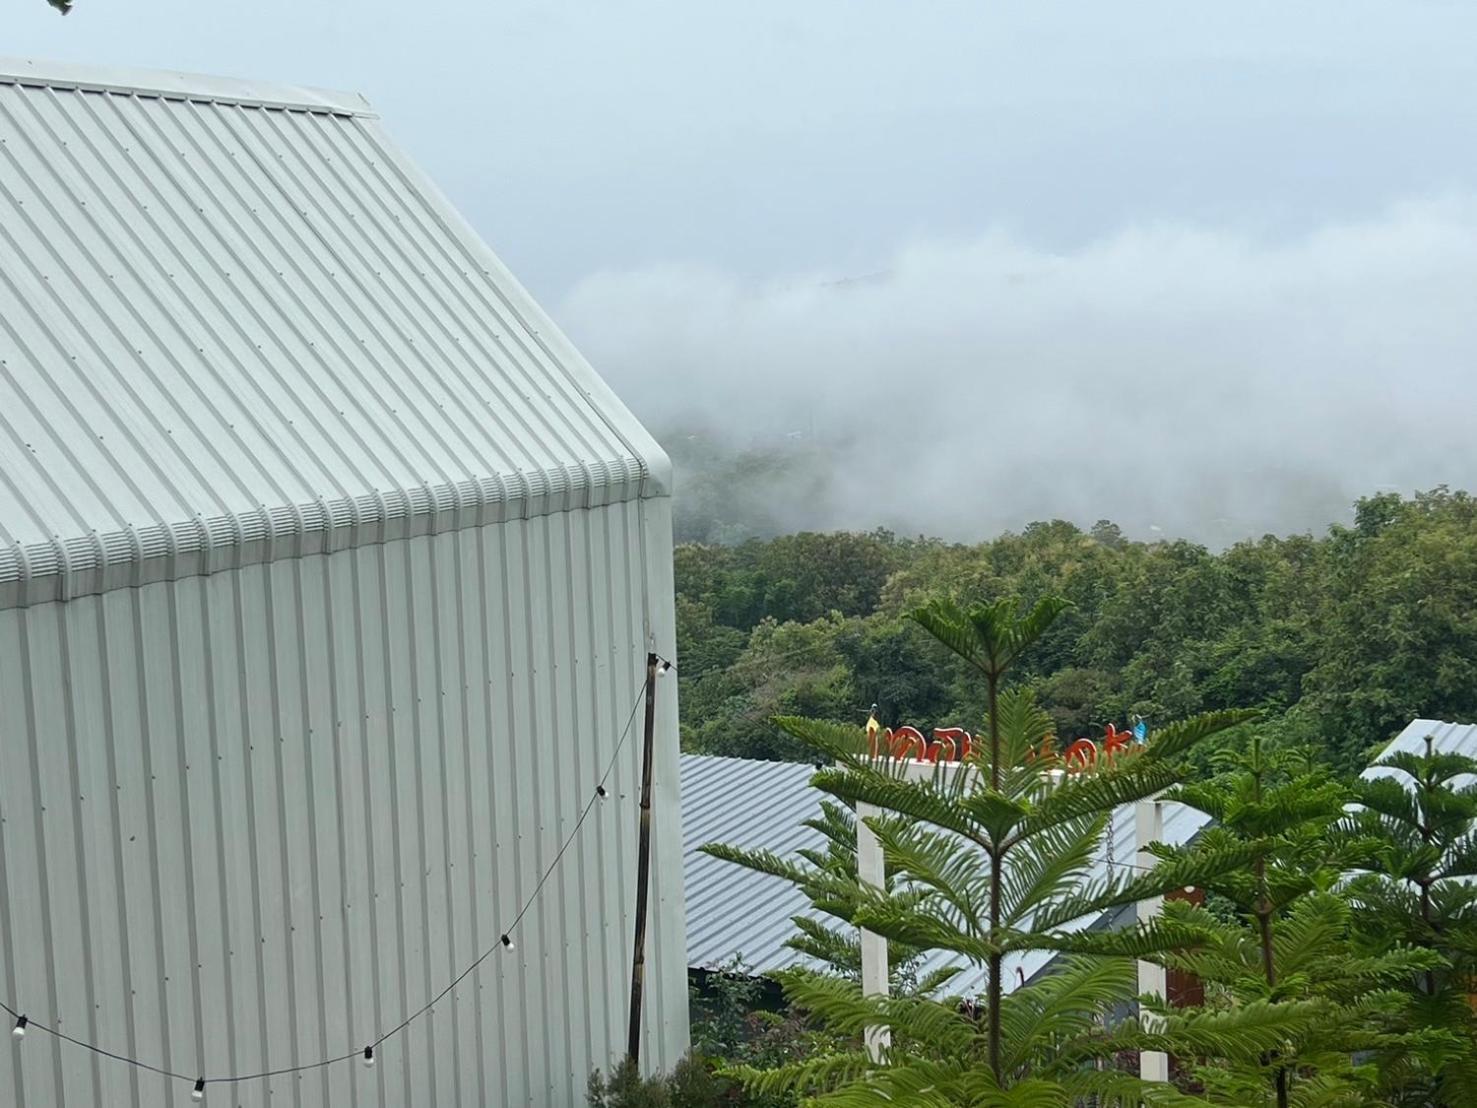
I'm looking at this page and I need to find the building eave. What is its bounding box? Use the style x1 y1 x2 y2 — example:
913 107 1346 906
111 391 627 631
0 457 653 608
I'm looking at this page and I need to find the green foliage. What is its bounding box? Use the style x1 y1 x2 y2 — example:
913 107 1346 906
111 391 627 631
1343 735 1477 1104
675 488 1477 773
681 615 859 762
1150 739 1445 1105
588 967 837 1108
1303 489 1477 772
587 1056 729 1108
701 799 925 983
706 594 1261 1104
686 961 854 1108
676 488 1477 1105
1151 895 1439 1105
1162 740 1357 918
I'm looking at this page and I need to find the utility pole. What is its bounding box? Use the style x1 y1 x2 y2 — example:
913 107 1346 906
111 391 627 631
626 652 659 1068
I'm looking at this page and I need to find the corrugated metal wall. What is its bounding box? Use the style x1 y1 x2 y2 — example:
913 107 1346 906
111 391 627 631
0 497 687 1107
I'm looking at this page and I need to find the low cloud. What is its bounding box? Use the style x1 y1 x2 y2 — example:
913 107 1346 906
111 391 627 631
560 197 1477 543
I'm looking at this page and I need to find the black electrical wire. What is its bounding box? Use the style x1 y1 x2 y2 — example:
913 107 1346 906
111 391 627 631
363 678 648 1056
1 664 658 1094
2 1000 194 1083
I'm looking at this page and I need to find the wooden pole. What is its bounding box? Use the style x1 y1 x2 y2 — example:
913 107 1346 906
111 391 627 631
626 652 659 1068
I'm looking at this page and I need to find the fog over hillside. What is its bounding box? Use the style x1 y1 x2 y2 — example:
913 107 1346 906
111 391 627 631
561 197 1477 545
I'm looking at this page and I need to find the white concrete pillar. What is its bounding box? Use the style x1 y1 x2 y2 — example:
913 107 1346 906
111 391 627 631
857 799 890 1061
1135 797 1169 1082
855 758 970 1063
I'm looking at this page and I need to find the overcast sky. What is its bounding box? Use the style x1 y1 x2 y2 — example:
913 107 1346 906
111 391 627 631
9 2 1477 540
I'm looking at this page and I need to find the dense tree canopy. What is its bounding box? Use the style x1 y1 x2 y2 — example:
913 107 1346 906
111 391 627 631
681 592 1477 1105
675 488 1477 773
704 596 1273 1106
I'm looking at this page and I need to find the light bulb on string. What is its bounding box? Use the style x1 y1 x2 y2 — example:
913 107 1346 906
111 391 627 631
657 660 672 679
0 676 655 1093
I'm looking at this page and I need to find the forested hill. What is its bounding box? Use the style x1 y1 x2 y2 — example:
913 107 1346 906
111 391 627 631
674 488 1477 772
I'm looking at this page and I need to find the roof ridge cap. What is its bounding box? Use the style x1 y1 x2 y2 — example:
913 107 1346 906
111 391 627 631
0 56 374 116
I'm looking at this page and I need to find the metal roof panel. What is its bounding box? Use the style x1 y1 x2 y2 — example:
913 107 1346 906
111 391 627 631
0 62 667 606
681 753 1211 996
1365 718 1477 781
0 56 372 115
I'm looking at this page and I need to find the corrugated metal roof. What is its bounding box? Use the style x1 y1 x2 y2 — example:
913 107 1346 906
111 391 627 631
682 754 830 977
0 58 668 607
681 753 1209 996
1365 718 1477 781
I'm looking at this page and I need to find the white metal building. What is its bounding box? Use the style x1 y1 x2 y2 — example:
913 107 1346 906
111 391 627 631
0 58 686 1107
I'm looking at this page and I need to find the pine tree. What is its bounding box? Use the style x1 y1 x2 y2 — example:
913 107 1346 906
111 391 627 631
704 797 925 986
1148 740 1440 1106
1343 734 1477 1105
704 596 1290 1105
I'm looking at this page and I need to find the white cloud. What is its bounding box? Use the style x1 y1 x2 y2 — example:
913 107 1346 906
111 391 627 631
561 197 1477 542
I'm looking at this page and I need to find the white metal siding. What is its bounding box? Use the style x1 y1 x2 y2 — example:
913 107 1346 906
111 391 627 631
0 498 687 1107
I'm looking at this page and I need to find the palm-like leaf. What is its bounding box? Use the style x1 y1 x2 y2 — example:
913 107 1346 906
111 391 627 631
998 812 1102 928
811 767 988 845
704 590 1292 1103
1029 842 1265 933
998 956 1134 1074
907 595 1071 679
1338 741 1477 1100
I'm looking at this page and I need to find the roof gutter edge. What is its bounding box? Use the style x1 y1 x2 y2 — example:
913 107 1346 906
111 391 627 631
0 457 651 609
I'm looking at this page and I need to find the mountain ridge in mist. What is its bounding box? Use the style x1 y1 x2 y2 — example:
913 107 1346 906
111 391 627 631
563 196 1477 545
660 425 1390 549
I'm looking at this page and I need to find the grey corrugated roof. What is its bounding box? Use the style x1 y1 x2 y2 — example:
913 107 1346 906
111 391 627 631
1366 719 1477 781
681 753 1209 996
683 754 831 977
0 58 668 606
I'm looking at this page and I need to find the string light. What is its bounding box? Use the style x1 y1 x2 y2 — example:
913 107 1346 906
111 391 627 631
1104 853 1168 877
0 659 667 1099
